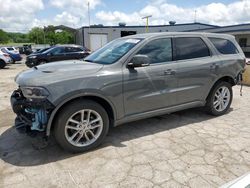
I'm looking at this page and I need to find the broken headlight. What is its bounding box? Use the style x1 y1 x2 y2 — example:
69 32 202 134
21 87 49 99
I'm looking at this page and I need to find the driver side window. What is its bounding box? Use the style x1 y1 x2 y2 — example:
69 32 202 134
51 47 65 55
136 38 172 64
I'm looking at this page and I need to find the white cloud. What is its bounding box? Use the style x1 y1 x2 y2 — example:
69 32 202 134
29 12 81 29
96 0 250 26
2 0 250 33
0 0 44 32
50 0 102 18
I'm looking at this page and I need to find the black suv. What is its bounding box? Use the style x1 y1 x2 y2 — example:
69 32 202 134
25 45 90 68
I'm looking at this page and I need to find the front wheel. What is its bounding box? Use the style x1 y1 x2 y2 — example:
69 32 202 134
205 81 233 116
54 100 109 153
0 60 6 69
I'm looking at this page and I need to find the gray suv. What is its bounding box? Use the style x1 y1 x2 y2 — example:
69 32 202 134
11 32 245 152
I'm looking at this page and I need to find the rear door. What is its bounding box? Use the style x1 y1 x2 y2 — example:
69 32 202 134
123 37 178 116
173 36 218 104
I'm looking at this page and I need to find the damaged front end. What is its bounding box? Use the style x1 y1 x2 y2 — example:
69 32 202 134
11 88 54 136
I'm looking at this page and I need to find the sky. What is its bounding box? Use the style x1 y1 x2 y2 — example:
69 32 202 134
1 0 250 33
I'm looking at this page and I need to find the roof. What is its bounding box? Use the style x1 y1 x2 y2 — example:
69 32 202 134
187 23 250 32
122 32 234 40
81 22 219 29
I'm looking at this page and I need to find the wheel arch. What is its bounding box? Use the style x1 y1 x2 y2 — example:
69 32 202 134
206 75 235 101
46 94 116 136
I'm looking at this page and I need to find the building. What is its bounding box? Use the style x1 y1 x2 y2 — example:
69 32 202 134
76 22 218 51
75 22 250 56
187 23 250 57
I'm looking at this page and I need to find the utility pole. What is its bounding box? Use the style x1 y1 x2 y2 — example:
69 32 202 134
194 10 197 23
142 15 152 33
87 1 91 49
88 1 90 33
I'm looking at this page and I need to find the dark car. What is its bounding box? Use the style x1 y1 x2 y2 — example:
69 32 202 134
25 45 90 68
18 45 33 55
29 47 51 56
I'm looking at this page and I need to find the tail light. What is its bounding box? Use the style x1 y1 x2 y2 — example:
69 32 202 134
3 54 9 57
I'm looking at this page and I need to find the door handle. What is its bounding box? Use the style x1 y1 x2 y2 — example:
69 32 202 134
164 69 176 75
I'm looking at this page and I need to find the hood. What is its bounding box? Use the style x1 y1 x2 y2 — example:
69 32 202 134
15 60 104 86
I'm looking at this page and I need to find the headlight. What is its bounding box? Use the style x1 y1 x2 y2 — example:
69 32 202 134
29 56 37 59
21 87 49 99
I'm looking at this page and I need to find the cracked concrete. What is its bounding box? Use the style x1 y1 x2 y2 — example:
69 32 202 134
0 63 250 187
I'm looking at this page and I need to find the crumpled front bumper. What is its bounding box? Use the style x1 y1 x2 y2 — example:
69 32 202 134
10 89 54 135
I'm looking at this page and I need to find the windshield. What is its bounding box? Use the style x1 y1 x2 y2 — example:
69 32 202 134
84 38 142 64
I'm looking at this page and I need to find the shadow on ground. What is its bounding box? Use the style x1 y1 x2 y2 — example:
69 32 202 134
0 107 224 167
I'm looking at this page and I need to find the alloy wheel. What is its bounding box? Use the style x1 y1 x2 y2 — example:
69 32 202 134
64 109 103 147
213 86 231 112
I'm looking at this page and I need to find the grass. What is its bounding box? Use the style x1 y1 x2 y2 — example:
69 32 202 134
0 43 34 47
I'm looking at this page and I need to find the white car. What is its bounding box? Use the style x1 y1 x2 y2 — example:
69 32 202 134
0 51 12 69
1 46 19 54
220 172 250 188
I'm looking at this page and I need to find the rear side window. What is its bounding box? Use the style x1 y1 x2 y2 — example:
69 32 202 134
136 38 172 64
175 37 210 61
209 37 238 54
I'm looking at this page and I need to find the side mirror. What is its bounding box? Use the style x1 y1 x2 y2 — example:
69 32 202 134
127 55 150 69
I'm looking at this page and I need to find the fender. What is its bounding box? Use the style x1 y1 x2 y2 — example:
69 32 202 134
45 91 117 136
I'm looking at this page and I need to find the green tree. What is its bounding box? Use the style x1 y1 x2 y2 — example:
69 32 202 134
27 26 75 45
28 27 45 44
55 31 74 44
0 29 9 43
7 32 30 43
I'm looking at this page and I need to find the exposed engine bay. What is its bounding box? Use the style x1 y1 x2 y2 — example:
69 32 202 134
11 89 54 136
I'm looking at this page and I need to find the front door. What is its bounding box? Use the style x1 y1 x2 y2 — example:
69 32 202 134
49 47 66 62
123 38 178 116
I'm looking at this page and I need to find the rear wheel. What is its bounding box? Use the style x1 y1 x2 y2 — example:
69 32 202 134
54 100 109 153
206 81 233 116
0 60 6 69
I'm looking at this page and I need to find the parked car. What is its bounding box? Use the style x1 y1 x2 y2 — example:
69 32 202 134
29 47 51 56
1 47 22 63
25 45 90 68
11 32 245 152
0 51 12 69
18 45 33 55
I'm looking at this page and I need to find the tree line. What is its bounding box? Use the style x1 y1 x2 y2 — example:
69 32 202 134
0 25 75 45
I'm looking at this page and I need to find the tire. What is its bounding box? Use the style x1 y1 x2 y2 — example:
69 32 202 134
11 58 15 64
205 81 233 116
54 100 109 153
0 60 6 69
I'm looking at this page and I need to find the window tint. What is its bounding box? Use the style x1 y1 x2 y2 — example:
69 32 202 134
136 38 172 64
209 37 238 54
175 37 210 60
7 47 14 51
49 47 65 55
65 47 80 53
